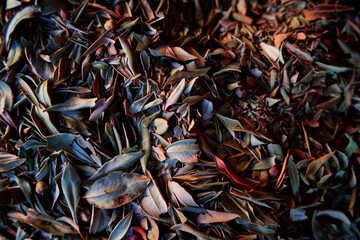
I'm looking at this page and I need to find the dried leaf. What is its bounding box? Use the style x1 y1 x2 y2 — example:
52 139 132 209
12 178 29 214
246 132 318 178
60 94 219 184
109 211 133 240
5 6 40 50
164 78 186 110
61 163 80 224
24 209 77 235
165 139 200 163
88 152 143 181
84 172 150 209
197 210 240 223
45 97 97 112
0 152 25 172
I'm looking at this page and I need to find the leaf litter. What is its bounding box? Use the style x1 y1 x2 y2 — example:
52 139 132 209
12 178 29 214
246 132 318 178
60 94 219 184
0 0 360 239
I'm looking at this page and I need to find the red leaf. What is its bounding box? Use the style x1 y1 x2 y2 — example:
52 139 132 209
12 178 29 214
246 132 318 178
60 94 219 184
214 155 258 190
131 226 147 240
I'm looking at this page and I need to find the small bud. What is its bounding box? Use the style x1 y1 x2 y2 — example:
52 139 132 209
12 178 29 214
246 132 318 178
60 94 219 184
35 181 48 195
104 19 117 31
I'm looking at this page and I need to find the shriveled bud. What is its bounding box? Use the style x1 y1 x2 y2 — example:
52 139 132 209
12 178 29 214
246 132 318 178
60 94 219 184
104 19 117 31
35 181 48 195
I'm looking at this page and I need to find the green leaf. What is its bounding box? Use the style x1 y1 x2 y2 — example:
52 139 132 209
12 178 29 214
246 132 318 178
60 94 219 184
9 174 33 208
249 156 276 170
345 134 358 157
316 62 351 73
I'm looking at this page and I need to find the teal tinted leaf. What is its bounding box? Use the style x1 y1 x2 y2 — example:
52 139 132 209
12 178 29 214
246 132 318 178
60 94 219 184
10 174 33 208
216 114 243 131
288 155 299 197
305 152 334 178
61 163 80 224
316 210 351 227
5 6 40 50
108 211 133 240
84 172 150 209
290 208 308 222
345 134 358 157
88 152 143 181
242 222 276 236
316 62 351 73
0 152 26 172
130 93 152 114
47 133 78 151
89 206 111 234
249 156 276 170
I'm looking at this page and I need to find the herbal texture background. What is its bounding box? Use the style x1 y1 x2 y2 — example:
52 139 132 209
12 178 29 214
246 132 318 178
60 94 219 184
0 0 359 239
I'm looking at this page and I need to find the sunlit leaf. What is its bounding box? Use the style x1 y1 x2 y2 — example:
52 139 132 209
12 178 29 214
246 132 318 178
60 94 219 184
84 172 150 209
88 152 143 181
109 211 133 240
165 139 199 163
5 6 40 50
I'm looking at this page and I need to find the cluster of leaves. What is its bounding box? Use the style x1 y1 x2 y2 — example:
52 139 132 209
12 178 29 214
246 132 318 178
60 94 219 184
0 0 360 239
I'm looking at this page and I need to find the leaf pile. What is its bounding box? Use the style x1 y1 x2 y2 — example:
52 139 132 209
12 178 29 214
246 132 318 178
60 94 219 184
0 0 360 239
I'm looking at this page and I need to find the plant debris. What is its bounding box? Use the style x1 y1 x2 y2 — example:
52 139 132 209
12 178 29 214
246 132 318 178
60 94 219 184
0 0 360 239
